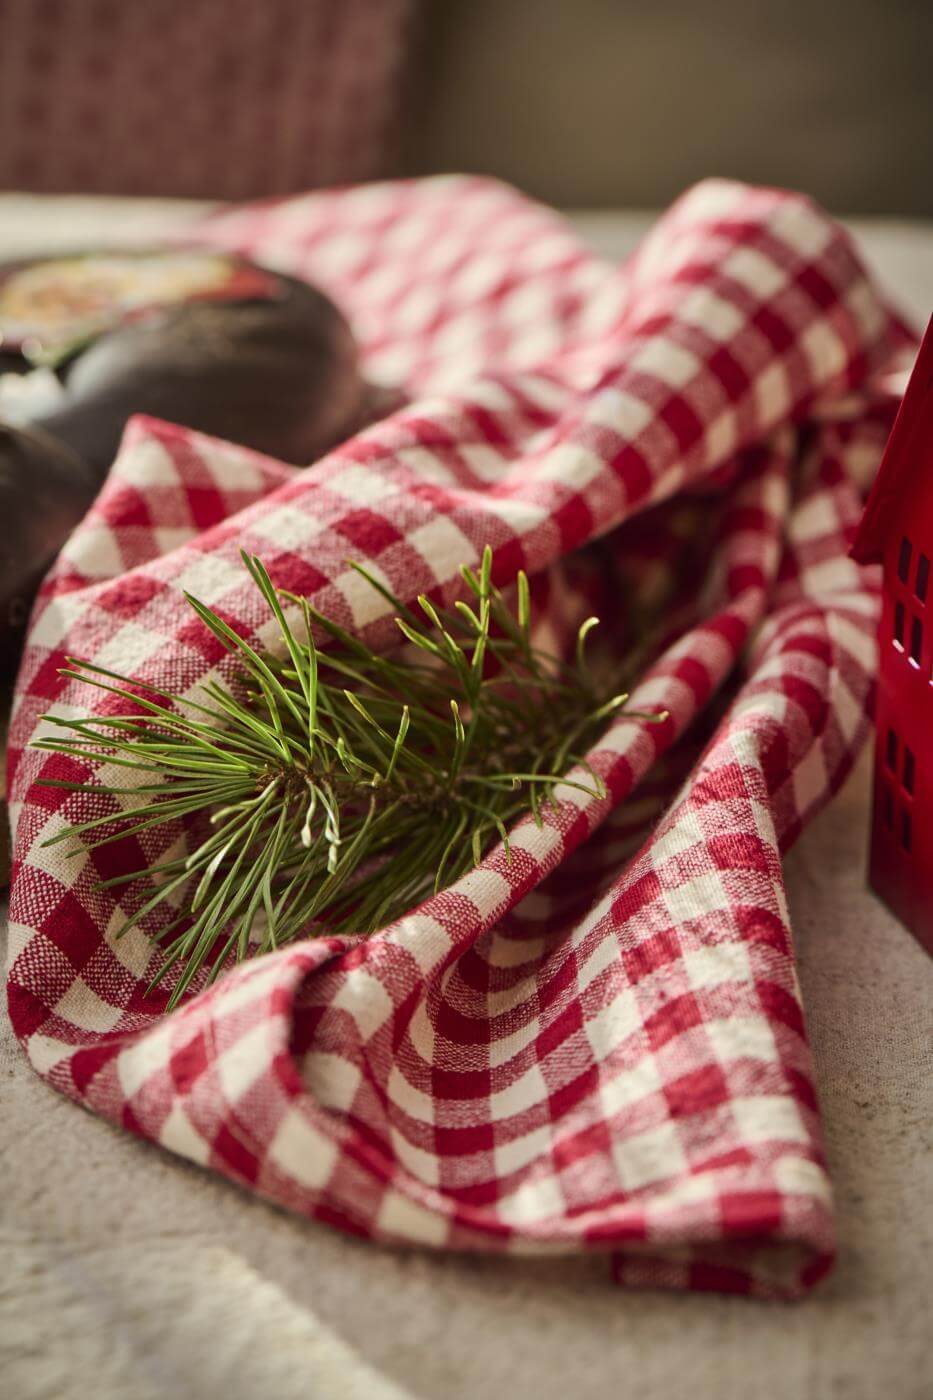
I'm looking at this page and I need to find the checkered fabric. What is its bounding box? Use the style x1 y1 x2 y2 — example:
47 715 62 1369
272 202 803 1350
5 178 911 1298
0 0 412 198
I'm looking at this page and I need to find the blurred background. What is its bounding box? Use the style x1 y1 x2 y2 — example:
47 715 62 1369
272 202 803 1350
1 0 930 216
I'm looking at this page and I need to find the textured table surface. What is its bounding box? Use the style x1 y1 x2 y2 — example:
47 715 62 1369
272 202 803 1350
2 201 932 1400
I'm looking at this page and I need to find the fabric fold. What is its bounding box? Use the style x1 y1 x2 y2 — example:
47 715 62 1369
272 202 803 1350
5 177 910 1298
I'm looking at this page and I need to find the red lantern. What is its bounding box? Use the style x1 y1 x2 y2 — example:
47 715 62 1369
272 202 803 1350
852 316 933 955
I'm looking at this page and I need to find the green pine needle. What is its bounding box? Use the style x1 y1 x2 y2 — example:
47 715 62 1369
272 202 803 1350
33 546 658 1008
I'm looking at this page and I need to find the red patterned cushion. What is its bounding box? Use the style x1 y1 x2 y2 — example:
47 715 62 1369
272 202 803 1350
0 0 413 198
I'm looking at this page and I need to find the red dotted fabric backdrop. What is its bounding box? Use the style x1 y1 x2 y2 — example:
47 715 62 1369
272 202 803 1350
0 0 412 198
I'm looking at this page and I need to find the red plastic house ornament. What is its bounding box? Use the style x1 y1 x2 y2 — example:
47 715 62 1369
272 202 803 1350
852 316 933 956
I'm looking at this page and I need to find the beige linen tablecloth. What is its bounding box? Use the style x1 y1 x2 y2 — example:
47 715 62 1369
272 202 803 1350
1 198 931 1400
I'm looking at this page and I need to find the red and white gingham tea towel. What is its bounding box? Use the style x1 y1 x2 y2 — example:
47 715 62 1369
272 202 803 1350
5 178 911 1298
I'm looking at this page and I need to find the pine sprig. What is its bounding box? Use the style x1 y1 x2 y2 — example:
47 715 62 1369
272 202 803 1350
34 547 655 1008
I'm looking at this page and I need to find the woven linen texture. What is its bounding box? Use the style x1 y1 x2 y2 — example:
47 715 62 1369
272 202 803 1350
0 0 411 198
5 177 909 1297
